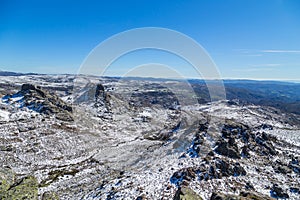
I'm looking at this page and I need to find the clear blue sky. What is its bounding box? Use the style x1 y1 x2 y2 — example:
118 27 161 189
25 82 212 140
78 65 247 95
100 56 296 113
0 0 300 80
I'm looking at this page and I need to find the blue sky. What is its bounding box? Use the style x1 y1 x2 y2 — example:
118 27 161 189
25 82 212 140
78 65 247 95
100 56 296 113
0 0 300 80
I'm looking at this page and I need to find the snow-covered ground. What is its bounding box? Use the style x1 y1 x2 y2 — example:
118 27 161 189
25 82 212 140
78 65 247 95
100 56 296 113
0 74 299 199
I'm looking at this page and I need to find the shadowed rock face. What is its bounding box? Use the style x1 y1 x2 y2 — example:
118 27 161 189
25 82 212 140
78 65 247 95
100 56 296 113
94 83 112 119
215 141 241 159
95 83 105 98
21 83 37 91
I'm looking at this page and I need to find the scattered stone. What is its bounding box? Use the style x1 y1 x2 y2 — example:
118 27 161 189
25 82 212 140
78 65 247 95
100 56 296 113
245 182 254 190
240 191 274 200
207 151 215 156
40 168 79 187
258 124 273 130
290 187 300 194
270 185 289 199
288 163 300 174
254 132 278 156
274 165 292 174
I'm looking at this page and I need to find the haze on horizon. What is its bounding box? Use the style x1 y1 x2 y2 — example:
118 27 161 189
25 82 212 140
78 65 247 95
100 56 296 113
0 0 300 81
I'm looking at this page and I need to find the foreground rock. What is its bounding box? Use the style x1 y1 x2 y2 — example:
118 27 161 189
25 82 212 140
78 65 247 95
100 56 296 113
0 168 38 199
174 187 203 200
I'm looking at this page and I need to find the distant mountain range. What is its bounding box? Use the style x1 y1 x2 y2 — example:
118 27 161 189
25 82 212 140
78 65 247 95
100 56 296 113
188 79 300 115
0 71 39 76
1 71 299 115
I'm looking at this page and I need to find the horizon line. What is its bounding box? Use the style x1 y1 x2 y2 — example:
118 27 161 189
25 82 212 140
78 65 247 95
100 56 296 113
1 70 300 83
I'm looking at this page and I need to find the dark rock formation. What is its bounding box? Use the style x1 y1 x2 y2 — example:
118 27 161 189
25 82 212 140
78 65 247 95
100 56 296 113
171 158 246 187
19 84 73 121
95 83 105 98
273 161 292 174
94 83 112 120
186 132 204 158
219 121 278 158
221 122 249 140
21 83 37 91
241 145 250 158
170 167 197 187
215 141 240 159
254 132 278 156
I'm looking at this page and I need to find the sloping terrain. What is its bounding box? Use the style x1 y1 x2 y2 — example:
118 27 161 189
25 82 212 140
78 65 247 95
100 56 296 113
0 74 299 199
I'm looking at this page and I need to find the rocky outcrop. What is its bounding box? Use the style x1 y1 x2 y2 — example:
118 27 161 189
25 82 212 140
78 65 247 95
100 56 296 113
171 167 197 187
290 187 300 195
171 158 246 186
253 132 277 156
19 84 73 121
170 119 295 199
214 140 240 159
218 121 278 158
94 83 112 120
198 159 246 181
